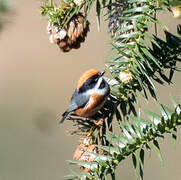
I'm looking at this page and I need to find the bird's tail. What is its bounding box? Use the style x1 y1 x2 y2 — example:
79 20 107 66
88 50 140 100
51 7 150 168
59 111 71 124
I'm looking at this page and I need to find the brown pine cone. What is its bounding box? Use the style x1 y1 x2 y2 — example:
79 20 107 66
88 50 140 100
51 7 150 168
73 137 97 172
47 13 89 52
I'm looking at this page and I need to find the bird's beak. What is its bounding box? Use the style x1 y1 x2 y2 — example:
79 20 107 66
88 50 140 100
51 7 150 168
99 71 105 77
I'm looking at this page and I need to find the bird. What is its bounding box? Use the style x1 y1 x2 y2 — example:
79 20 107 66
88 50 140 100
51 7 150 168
60 69 110 123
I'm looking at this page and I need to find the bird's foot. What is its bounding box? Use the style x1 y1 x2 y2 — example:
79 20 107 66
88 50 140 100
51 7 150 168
93 119 103 126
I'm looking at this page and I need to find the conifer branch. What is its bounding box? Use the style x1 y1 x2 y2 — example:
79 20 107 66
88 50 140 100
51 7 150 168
40 0 181 179
68 101 181 179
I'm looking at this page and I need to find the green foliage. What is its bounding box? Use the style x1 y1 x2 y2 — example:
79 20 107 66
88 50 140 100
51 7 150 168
0 0 9 29
40 0 181 180
68 102 181 179
0 0 8 12
40 0 78 26
40 0 95 27
106 0 181 102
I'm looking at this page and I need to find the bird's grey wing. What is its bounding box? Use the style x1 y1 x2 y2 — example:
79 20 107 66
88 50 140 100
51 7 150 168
60 90 89 123
66 90 89 113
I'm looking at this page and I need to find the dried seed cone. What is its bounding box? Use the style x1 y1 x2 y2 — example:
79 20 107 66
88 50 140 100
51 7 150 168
108 6 124 37
47 13 89 52
119 70 133 83
171 6 181 18
73 0 84 6
73 137 97 172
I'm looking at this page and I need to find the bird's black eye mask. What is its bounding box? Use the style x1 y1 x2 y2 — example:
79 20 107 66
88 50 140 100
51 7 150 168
78 74 99 93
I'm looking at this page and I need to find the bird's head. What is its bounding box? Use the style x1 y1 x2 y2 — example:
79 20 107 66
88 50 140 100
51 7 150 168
77 69 109 96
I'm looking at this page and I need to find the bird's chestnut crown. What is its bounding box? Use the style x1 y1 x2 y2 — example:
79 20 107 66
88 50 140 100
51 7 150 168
77 69 106 93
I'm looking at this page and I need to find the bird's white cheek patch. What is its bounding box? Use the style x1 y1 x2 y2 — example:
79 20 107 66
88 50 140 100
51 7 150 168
85 84 109 96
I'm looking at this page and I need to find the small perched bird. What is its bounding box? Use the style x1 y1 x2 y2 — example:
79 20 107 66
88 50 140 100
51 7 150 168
60 69 110 123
